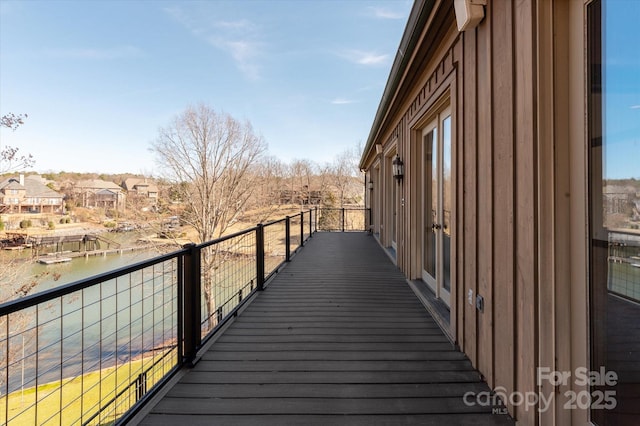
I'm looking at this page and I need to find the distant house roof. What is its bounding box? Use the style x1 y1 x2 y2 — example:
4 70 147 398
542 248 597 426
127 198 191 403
122 178 158 193
2 180 24 191
76 179 123 191
122 177 158 192
0 175 63 198
96 188 117 195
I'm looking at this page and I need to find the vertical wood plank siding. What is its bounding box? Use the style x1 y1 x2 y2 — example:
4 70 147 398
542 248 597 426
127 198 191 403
490 0 516 412
513 1 537 424
462 18 478 369
476 0 494 388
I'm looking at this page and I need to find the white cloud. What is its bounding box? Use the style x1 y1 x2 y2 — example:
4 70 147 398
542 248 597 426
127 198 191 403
631 105 640 109
369 6 406 20
45 46 141 60
215 19 255 31
341 50 389 66
331 98 356 105
165 8 265 80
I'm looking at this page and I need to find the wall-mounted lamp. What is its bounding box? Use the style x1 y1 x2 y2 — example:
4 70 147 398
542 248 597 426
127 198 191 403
392 155 404 181
454 0 486 31
368 180 374 190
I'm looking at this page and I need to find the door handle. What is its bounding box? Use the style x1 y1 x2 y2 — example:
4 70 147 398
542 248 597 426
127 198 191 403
431 223 442 230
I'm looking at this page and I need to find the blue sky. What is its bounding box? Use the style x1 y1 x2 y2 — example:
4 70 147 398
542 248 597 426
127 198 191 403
0 0 411 175
604 0 640 179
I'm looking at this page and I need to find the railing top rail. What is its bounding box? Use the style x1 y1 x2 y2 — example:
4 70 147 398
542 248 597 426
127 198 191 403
196 226 258 249
1 209 320 316
263 217 287 227
0 248 186 317
196 209 314 249
607 228 640 239
320 207 369 210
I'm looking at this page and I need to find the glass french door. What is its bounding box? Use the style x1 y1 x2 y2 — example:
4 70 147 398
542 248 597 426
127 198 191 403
422 110 451 306
391 168 397 251
588 1 640 424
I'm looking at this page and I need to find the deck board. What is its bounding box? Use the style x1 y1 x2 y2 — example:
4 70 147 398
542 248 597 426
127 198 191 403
139 232 514 425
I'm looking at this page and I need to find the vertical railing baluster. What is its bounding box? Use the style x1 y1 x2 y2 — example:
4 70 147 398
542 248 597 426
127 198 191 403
300 213 304 247
60 297 63 423
35 307 39 424
182 243 201 365
342 208 346 232
285 216 291 262
256 224 265 291
177 255 184 365
4 314 8 423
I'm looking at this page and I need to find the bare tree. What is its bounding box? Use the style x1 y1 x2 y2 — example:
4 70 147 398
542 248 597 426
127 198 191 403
150 104 267 325
0 252 62 391
290 159 315 206
151 104 266 242
1 113 34 172
1 113 27 131
328 146 362 206
246 155 287 220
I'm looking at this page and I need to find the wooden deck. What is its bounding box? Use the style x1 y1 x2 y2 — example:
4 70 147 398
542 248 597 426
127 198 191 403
138 232 514 425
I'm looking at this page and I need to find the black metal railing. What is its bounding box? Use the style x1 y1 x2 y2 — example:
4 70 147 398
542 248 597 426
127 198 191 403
607 230 640 302
316 207 370 232
0 250 182 425
0 207 369 425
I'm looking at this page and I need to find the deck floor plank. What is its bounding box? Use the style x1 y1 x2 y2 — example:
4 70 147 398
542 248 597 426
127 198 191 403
140 233 513 425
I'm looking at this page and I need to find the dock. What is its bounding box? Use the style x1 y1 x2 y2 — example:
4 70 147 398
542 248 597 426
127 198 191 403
38 257 72 265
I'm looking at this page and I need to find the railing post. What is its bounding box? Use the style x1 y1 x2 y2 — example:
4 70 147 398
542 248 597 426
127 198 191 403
256 224 265 291
182 243 201 365
368 207 372 232
300 213 305 247
315 206 318 232
285 216 291 262
234 288 243 317
135 372 147 401
342 208 346 232
309 209 313 237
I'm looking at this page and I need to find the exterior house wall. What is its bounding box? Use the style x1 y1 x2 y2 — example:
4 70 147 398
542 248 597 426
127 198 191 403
0 176 64 214
75 180 126 211
360 1 597 424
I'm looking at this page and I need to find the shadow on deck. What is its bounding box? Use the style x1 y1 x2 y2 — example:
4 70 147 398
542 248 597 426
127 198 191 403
138 232 514 425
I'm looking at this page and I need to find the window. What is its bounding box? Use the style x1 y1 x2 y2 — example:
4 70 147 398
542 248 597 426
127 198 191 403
588 1 640 424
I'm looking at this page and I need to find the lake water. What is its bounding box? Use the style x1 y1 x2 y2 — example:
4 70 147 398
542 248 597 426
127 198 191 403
2 231 265 396
1 232 182 395
2 231 176 296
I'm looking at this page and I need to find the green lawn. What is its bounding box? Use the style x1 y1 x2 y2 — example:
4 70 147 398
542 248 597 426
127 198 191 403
1 350 177 426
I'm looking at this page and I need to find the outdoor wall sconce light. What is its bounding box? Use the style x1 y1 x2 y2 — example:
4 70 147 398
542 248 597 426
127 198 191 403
454 0 486 31
392 155 404 181
368 180 374 190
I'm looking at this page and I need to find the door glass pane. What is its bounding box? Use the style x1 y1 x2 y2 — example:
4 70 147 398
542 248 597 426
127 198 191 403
442 115 451 292
392 165 397 246
589 1 640 425
423 130 436 277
